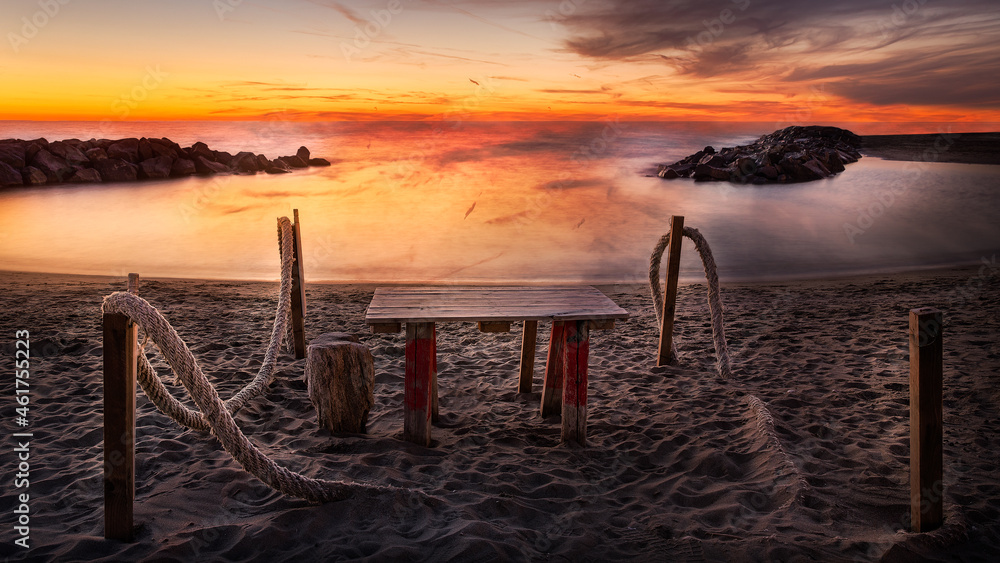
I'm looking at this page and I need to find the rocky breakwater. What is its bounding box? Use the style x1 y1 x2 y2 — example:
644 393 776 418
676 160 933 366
0 137 331 187
657 125 863 184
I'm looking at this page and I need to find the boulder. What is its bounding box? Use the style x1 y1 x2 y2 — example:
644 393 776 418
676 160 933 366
170 158 197 177
31 149 75 183
67 168 103 183
232 151 260 173
106 138 140 162
693 163 732 181
255 154 270 169
0 161 24 186
0 143 27 169
22 166 47 185
698 153 727 168
95 158 138 182
214 150 233 166
296 146 310 162
278 155 308 168
85 147 108 162
139 156 174 179
265 159 291 174
187 141 215 162
658 167 679 179
307 157 331 166
25 139 47 163
138 138 154 161
193 155 230 175
305 332 375 434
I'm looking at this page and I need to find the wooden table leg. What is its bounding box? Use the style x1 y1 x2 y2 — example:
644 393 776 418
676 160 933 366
404 322 435 445
431 324 439 423
541 321 566 417
518 320 538 393
562 320 590 445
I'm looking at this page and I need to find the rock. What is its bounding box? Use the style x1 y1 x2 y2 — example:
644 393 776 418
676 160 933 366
106 138 139 162
85 147 108 163
265 159 291 174
31 149 75 183
278 155 308 168
0 143 27 169
22 166 47 185
94 158 138 182
305 332 375 434
138 138 154 161
232 151 260 173
213 151 233 166
187 141 215 162
170 158 197 177
657 125 863 185
296 146 310 162
698 153 727 168
25 139 47 163
255 154 270 169
67 168 102 183
194 155 230 175
139 156 174 179
0 161 24 186
694 163 732 181
307 157 331 166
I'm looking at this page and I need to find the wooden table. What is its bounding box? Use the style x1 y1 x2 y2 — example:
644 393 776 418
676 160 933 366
365 286 629 446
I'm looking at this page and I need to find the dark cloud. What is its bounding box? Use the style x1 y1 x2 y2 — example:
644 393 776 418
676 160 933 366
554 0 1000 108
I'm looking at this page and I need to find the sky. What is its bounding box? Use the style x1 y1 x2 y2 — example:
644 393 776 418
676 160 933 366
2 0 999 123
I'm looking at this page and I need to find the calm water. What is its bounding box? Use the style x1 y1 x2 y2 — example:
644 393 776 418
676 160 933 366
1 120 998 283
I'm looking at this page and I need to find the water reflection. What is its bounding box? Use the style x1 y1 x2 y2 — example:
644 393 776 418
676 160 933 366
0 121 998 282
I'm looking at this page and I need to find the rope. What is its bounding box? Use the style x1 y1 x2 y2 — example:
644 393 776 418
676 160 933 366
649 226 732 379
102 217 404 503
746 394 811 510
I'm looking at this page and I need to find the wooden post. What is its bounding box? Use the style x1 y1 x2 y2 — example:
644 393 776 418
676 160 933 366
404 322 435 445
290 209 307 359
909 307 943 532
562 320 590 445
518 320 538 393
540 322 566 417
657 215 684 366
431 324 438 423
103 288 138 540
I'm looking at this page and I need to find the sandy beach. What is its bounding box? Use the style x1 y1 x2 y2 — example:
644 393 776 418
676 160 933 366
1 264 997 562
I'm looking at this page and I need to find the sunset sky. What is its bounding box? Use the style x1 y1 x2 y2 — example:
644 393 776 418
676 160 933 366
2 0 999 123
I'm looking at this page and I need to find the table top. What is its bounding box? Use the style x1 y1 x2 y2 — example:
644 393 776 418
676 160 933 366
365 286 629 324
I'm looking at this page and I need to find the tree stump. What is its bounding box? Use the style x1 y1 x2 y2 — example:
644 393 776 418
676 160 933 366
305 332 375 434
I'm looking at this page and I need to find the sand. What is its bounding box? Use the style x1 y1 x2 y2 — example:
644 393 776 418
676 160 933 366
0 265 998 562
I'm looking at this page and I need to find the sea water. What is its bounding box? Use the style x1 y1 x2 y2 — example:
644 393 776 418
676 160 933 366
1 121 998 283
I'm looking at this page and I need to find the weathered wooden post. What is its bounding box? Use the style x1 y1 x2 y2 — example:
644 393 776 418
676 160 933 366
657 215 684 366
540 322 566 417
562 320 590 445
305 333 375 433
518 320 538 393
104 273 138 540
909 307 944 532
404 322 435 445
290 209 307 359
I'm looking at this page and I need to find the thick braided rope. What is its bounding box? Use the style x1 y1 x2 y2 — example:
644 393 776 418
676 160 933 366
130 218 295 432
102 289 401 503
746 394 811 510
649 226 732 379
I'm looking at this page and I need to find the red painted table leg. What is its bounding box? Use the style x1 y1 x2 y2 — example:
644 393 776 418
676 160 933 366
404 322 435 445
562 320 590 445
541 321 566 417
